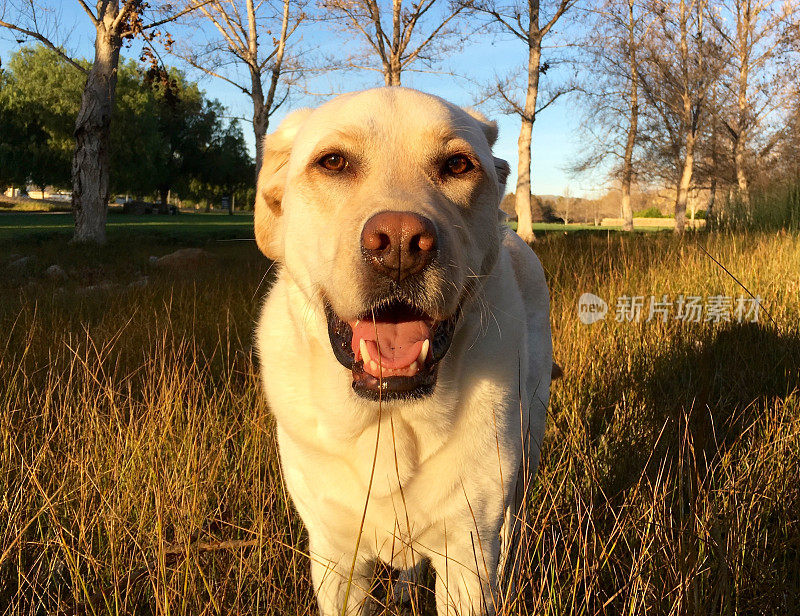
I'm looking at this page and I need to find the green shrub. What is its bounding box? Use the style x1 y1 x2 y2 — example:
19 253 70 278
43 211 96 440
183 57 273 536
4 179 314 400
634 206 665 218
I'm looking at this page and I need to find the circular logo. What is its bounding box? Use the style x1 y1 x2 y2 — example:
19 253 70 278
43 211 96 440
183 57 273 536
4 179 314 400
578 293 608 324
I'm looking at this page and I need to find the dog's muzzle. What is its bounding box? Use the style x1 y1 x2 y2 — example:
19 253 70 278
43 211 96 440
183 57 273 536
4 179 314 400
325 300 458 401
324 209 460 400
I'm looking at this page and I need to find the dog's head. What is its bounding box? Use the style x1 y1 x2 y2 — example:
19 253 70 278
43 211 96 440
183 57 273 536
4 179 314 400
255 88 509 401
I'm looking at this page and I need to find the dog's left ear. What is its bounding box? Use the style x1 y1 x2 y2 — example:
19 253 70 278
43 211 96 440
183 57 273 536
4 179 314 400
255 108 313 260
463 107 511 195
493 157 511 194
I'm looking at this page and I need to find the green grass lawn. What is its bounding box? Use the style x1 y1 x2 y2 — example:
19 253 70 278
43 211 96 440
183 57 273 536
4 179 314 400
2 211 673 245
0 210 256 242
511 220 678 232
2 221 799 614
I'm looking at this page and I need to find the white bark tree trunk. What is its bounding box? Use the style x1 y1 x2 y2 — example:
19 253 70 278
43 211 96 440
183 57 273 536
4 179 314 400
734 132 750 206
707 104 718 224
674 131 696 234
515 117 535 242
734 7 751 208
672 0 697 235
620 0 639 232
514 37 541 244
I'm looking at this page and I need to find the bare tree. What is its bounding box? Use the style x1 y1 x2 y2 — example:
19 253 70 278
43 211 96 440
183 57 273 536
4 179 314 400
705 95 721 218
572 0 654 231
638 0 722 233
173 0 304 174
618 0 641 231
320 0 467 86
692 82 726 220
710 0 799 207
469 0 578 243
0 1 195 243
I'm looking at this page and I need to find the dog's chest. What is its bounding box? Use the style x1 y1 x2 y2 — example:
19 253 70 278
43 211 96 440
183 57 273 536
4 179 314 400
336 407 450 501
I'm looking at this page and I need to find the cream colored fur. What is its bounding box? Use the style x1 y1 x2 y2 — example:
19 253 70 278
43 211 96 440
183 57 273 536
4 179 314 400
254 88 552 616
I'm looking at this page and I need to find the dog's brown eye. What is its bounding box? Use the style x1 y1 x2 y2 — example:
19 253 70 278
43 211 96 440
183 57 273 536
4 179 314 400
319 153 347 172
444 155 474 176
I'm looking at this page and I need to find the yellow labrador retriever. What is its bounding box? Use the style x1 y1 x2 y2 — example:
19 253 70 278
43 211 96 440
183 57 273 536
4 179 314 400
254 87 552 615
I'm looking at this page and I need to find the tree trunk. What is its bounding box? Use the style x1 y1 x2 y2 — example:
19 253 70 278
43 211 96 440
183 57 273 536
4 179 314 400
734 8 751 208
384 0 402 86
620 184 634 231
71 15 122 244
253 0 289 176
385 56 402 85
672 0 695 236
515 38 542 244
734 132 750 206
515 116 535 243
251 67 268 175
674 132 696 234
620 95 637 230
620 0 638 232
708 175 717 220
707 112 718 224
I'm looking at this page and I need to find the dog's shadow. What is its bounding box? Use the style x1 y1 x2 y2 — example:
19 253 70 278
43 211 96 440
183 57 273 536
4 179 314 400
365 322 800 615
582 322 800 497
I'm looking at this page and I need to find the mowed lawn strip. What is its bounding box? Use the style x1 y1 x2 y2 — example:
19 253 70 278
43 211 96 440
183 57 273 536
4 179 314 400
0 211 256 242
2 210 678 244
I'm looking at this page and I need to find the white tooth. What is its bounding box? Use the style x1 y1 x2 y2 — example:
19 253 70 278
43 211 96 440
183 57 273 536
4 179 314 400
419 339 429 363
370 360 378 372
360 338 371 363
409 361 418 373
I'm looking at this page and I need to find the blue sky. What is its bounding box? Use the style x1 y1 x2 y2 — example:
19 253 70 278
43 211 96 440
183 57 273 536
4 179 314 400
0 2 603 198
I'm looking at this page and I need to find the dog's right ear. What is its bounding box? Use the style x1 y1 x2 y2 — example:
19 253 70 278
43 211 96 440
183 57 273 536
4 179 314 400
255 108 313 260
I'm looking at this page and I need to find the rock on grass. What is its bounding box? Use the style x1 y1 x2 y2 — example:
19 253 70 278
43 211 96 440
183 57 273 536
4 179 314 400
46 264 68 281
153 248 215 270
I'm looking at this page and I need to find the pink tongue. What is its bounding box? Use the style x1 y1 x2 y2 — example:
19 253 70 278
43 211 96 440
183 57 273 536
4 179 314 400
350 319 429 369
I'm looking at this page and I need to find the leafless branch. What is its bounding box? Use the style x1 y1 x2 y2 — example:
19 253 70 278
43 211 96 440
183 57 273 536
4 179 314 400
0 18 86 72
75 0 100 27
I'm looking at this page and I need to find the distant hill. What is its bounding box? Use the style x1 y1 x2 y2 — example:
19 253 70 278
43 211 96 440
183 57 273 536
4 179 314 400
502 188 671 223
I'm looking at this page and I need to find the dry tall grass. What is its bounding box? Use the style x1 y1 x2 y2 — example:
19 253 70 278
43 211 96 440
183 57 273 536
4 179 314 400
1 231 798 615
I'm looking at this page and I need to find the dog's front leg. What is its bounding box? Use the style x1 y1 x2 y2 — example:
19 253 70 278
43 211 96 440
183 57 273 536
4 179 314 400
310 538 374 616
428 532 500 616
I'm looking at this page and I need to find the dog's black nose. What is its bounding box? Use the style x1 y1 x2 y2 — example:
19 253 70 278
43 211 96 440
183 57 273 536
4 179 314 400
361 211 437 282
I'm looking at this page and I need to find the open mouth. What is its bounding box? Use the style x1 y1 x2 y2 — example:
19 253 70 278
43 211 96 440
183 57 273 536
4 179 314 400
326 299 458 401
